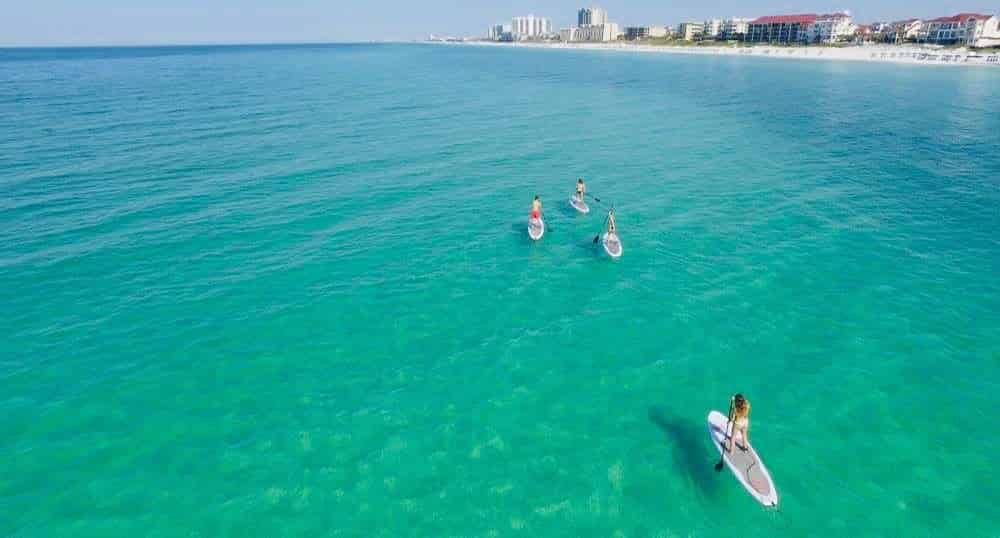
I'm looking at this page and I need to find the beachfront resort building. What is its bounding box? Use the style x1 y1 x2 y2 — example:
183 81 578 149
970 15 1000 47
853 25 874 44
578 7 608 26
923 14 1000 48
559 28 578 42
862 21 891 42
677 22 704 41
487 24 512 41
510 15 552 39
807 12 857 43
721 18 751 40
563 6 619 42
745 13 855 44
869 22 892 34
487 15 552 41
884 19 923 43
625 26 668 40
702 20 723 40
746 14 815 43
575 23 620 42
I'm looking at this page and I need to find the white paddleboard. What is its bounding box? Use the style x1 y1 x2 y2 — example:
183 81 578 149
602 232 622 258
707 410 778 507
569 195 590 214
528 217 545 241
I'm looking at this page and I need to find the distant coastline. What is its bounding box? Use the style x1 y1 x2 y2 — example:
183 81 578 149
439 40 1000 68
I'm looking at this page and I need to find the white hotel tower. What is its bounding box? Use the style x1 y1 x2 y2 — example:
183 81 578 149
511 15 552 38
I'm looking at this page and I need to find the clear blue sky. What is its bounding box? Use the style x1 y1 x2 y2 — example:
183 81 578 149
1 1 995 46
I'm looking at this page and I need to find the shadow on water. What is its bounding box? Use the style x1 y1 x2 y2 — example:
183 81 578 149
559 200 594 219
510 221 545 245
648 406 720 499
505 220 612 257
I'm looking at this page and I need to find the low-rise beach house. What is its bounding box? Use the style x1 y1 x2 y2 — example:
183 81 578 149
721 18 751 40
624 26 668 40
885 19 922 43
702 19 723 40
677 22 704 41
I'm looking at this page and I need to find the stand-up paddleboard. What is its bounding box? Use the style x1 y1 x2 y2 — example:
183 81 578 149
602 232 622 258
569 195 590 214
707 410 778 507
528 217 545 241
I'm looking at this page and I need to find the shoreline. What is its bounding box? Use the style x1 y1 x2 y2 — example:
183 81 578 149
442 40 1000 68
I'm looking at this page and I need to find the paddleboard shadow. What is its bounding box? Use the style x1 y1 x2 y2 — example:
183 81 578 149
648 406 721 498
559 204 583 218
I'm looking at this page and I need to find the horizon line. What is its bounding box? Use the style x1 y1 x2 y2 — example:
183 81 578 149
0 40 421 50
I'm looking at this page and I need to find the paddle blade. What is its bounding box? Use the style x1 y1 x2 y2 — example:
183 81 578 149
714 460 724 472
593 235 600 243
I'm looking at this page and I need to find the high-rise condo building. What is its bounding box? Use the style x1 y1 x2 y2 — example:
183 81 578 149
578 7 608 27
511 15 552 39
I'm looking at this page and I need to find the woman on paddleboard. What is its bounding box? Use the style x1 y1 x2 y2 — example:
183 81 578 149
726 394 751 453
531 195 542 221
607 209 617 236
575 178 586 201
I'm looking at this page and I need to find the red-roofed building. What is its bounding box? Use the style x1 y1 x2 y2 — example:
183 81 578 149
747 14 816 43
853 24 874 44
753 14 817 25
928 13 990 23
807 12 857 43
923 13 1000 47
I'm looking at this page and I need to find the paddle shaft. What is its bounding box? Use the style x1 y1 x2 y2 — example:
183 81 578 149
593 212 609 243
715 397 735 471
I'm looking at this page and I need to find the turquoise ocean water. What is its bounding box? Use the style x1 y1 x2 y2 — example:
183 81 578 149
2 44 999 537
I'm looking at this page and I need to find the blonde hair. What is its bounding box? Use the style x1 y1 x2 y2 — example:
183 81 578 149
733 394 750 417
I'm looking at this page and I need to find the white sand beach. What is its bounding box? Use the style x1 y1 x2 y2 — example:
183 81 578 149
451 40 1000 68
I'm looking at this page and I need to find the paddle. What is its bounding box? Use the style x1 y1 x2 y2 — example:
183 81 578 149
593 212 609 243
585 193 603 204
593 207 619 243
715 397 735 472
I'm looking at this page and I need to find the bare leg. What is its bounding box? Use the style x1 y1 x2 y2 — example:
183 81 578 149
735 425 748 451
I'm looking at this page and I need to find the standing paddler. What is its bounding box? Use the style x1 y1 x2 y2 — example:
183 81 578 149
725 393 751 453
